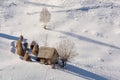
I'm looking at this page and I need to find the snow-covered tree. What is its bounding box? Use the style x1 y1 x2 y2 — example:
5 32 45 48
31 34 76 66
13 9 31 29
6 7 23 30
40 7 51 29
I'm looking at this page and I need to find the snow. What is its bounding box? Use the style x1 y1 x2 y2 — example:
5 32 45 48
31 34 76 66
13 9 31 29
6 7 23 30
0 0 120 80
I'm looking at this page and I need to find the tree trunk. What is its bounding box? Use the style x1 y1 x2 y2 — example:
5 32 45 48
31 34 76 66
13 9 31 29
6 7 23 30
44 25 46 29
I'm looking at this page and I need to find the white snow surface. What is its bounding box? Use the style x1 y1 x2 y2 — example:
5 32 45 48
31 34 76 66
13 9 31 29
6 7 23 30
0 0 120 80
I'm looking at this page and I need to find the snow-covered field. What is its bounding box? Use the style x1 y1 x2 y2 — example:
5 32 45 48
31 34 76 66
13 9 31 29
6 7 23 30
0 0 120 80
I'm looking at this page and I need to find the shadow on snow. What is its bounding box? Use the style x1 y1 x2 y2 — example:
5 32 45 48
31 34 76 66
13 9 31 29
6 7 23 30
24 1 64 8
51 30 120 49
62 63 108 80
0 33 27 41
54 4 120 12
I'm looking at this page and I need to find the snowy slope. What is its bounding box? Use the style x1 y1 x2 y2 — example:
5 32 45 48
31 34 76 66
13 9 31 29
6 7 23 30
0 0 120 80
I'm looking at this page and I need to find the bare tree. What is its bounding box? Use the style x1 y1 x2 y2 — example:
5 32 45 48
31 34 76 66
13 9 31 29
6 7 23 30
56 39 77 67
40 7 51 29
